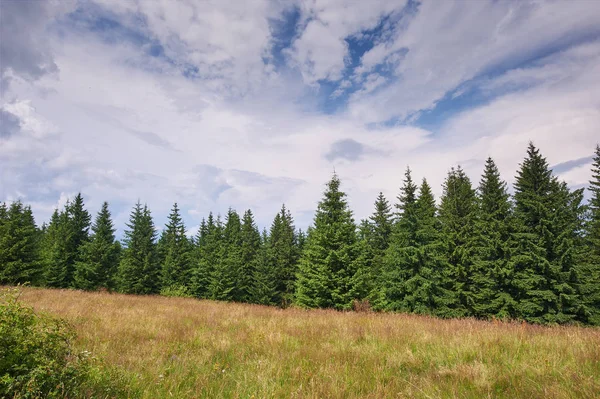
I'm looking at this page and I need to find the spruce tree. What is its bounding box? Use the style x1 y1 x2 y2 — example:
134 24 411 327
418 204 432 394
581 145 600 324
365 192 393 301
266 205 300 306
73 202 120 290
349 219 376 305
118 202 160 294
379 171 446 314
251 228 278 305
236 209 261 302
209 209 240 301
438 166 478 317
511 143 582 323
0 201 42 285
160 203 192 291
192 213 223 298
295 174 358 310
64 193 91 286
471 158 517 319
43 208 71 288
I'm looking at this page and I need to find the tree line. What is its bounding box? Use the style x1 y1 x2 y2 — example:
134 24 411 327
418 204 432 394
1 142 599 325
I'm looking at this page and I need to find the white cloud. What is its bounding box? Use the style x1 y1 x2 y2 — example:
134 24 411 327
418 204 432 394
348 0 600 123
1 0 599 235
288 0 406 85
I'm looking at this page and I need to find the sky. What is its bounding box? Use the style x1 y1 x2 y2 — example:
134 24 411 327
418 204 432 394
1 0 600 236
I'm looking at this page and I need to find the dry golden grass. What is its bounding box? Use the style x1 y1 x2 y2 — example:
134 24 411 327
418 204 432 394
14 286 600 398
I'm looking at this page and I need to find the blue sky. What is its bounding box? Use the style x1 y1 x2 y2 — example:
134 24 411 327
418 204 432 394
1 0 600 235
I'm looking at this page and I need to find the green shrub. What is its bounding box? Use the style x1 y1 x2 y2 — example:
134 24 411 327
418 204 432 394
160 284 193 298
0 288 121 398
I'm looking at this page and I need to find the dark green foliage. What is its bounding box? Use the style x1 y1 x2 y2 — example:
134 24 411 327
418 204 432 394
118 202 160 294
208 209 241 301
66 194 91 285
237 209 261 302
471 158 517 319
73 202 121 291
581 145 600 324
379 171 446 314
191 213 223 299
250 228 279 305
160 203 193 290
265 205 300 306
511 143 583 324
438 166 478 317
1 142 599 326
42 209 70 288
42 194 91 288
295 174 358 310
0 202 42 285
361 192 393 302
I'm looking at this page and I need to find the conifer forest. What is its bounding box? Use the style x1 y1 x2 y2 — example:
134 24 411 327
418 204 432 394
2 142 600 326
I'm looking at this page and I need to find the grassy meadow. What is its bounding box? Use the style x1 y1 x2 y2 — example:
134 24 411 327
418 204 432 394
13 286 600 398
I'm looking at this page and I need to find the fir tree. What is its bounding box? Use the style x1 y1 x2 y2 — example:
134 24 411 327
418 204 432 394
209 209 240 301
64 193 91 286
266 205 300 306
73 202 121 290
236 209 261 302
118 202 160 294
43 208 71 288
0 201 42 284
295 174 358 310
251 228 278 305
191 213 223 298
511 143 582 323
581 145 600 324
471 158 517 319
160 203 192 290
349 219 376 304
438 166 478 317
365 192 393 301
379 171 445 314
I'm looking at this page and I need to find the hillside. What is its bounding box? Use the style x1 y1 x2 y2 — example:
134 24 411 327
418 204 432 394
14 287 600 398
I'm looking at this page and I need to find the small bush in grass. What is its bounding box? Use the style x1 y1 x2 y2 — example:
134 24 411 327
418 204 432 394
160 284 193 298
0 288 129 398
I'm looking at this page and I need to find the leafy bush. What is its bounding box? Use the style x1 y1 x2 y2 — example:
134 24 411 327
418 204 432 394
0 288 123 398
160 284 193 298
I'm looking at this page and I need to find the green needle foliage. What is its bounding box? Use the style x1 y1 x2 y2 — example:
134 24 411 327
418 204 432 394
295 173 359 310
118 202 160 294
2 142 599 325
74 202 120 291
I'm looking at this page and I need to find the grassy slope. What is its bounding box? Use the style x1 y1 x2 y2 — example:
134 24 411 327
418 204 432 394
15 287 600 398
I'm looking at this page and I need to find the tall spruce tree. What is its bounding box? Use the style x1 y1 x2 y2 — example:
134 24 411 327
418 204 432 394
191 213 223 298
251 228 279 305
511 143 582 323
73 202 120 290
266 205 300 306
64 193 91 286
295 174 358 310
209 209 241 301
0 201 42 285
160 203 193 290
364 192 393 301
379 171 446 314
118 202 160 294
471 158 517 319
43 208 71 288
438 166 479 317
237 209 261 302
582 145 600 324
379 168 419 311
